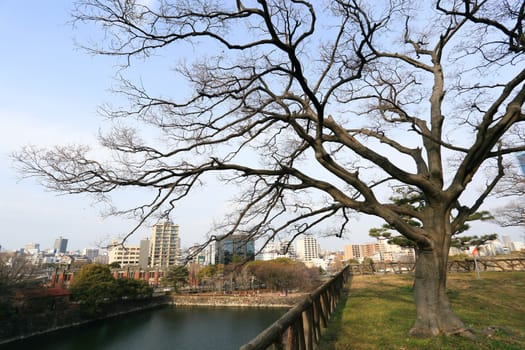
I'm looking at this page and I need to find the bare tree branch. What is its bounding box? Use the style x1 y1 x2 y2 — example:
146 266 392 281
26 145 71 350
12 0 525 336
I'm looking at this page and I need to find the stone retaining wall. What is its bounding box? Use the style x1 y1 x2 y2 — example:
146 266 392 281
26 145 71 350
0 297 169 345
171 292 305 308
1 293 302 345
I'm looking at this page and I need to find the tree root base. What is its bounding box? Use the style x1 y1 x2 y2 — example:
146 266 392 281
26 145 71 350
408 327 476 339
449 328 476 340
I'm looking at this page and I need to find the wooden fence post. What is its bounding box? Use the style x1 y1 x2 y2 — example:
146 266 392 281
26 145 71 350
240 266 351 350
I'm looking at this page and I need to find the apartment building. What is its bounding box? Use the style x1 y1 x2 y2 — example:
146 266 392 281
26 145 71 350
150 220 181 267
108 242 141 266
296 235 319 262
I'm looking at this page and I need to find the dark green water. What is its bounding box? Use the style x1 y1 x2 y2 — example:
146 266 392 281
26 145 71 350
1 307 285 350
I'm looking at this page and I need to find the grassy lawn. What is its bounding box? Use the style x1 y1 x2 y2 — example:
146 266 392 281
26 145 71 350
318 272 525 350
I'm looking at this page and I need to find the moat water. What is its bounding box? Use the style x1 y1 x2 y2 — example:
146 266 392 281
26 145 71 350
2 307 286 350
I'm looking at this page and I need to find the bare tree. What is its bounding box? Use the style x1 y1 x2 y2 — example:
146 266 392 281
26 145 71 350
493 163 525 227
0 253 40 288
496 201 525 227
13 0 525 337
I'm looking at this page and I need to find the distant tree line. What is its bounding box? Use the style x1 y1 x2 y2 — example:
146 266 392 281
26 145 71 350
191 258 320 295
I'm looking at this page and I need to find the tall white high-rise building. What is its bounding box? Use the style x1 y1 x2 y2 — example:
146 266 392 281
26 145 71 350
296 235 319 262
150 220 181 267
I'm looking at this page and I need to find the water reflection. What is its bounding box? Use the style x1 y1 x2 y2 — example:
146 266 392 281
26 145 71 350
2 307 285 350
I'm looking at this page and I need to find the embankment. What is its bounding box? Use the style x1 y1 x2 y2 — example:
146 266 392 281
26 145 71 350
0 292 299 345
171 292 304 308
0 296 169 345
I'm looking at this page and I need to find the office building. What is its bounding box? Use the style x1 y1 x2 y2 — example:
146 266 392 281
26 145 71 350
54 236 68 254
213 234 255 265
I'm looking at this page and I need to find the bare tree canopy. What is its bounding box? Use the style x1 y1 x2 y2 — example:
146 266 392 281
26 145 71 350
13 0 525 337
494 162 525 227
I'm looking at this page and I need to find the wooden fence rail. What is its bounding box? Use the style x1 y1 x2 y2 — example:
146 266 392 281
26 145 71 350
240 257 523 350
448 257 525 272
348 257 525 275
240 266 351 350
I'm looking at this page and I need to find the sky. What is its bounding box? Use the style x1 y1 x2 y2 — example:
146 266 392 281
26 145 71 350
0 1 523 253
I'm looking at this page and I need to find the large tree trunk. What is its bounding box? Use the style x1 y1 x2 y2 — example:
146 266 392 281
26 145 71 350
409 247 468 337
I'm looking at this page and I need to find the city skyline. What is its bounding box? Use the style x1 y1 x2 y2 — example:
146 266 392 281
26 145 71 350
1 1 523 253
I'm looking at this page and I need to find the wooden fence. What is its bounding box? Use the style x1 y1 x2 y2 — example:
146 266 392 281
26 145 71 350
347 257 525 275
448 257 525 272
240 266 351 350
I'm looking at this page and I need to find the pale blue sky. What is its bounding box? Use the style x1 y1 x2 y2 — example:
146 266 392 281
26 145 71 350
0 1 522 252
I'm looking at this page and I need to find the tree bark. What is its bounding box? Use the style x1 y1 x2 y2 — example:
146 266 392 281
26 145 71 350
409 247 468 337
